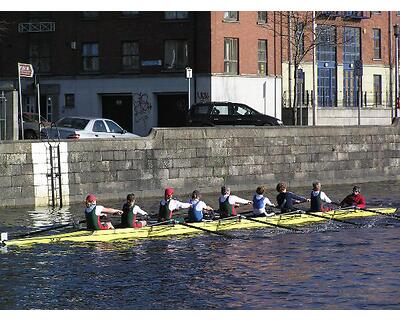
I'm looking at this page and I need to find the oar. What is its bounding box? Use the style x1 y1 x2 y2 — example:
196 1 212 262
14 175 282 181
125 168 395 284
12 219 86 239
176 221 235 239
239 214 301 232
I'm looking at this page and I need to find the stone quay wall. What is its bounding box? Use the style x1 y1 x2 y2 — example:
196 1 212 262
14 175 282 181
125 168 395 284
0 125 399 208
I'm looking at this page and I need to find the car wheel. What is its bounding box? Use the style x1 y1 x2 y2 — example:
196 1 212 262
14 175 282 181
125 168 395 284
25 130 37 139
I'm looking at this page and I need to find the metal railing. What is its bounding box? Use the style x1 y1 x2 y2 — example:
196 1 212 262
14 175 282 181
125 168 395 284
18 22 56 33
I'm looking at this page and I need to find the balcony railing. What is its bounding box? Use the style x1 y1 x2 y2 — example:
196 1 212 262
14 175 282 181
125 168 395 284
18 22 56 33
317 11 369 20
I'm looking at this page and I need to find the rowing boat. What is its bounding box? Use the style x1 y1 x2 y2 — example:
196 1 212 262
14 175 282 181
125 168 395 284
2 207 397 247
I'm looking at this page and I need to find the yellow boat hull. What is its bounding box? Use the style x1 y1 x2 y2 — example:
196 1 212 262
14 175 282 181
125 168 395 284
3 207 397 246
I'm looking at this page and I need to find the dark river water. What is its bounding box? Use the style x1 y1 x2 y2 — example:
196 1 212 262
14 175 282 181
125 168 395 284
0 181 399 310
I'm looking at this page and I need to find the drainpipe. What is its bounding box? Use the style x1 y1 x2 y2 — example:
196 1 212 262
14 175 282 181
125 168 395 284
312 11 317 126
288 12 292 114
389 12 393 117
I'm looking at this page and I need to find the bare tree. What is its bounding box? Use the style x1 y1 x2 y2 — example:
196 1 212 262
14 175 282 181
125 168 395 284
264 11 349 125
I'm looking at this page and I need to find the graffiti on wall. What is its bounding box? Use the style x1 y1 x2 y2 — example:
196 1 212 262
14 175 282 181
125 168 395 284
196 91 210 103
133 92 152 128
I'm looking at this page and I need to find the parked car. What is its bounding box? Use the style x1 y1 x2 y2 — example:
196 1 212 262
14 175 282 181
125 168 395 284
41 116 140 139
187 102 283 127
19 112 51 139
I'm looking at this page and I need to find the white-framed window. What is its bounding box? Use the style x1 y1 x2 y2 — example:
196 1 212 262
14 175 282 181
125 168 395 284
258 40 267 75
257 12 267 24
224 38 238 74
164 40 188 69
24 96 36 113
223 12 239 22
82 42 99 71
164 12 189 20
122 41 140 71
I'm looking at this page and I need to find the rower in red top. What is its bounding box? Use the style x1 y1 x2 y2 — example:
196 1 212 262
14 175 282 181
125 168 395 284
84 194 123 230
158 187 191 222
340 186 366 209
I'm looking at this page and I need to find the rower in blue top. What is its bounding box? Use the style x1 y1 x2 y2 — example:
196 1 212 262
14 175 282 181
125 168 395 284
187 190 214 222
252 185 276 217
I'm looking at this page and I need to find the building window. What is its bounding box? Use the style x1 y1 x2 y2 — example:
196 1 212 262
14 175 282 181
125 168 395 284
371 11 381 15
397 12 400 16
164 12 189 20
373 28 381 59
343 27 361 107
122 41 140 71
164 40 188 70
296 22 305 57
64 94 75 108
82 42 99 72
82 12 99 18
223 12 239 22
23 96 36 113
46 96 53 121
29 42 51 73
373 74 382 106
224 38 238 74
258 40 267 75
316 25 337 107
257 12 267 24
121 11 139 17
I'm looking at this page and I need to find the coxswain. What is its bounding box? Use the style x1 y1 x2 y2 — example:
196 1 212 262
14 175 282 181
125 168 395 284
309 181 333 212
276 182 310 214
120 193 148 228
252 185 276 217
340 186 366 209
84 194 122 230
158 188 191 222
187 190 214 222
218 186 252 218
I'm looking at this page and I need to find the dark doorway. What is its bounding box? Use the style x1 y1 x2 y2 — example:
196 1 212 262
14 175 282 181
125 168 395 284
102 95 133 132
157 94 187 127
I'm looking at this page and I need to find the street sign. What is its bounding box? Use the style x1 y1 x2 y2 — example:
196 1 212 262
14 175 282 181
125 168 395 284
354 60 363 76
18 63 34 78
185 67 193 79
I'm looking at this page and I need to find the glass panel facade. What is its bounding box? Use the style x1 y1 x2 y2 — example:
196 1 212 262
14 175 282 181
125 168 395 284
316 25 337 107
343 27 361 107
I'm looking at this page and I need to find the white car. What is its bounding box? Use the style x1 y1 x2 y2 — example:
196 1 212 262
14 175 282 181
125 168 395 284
41 116 140 139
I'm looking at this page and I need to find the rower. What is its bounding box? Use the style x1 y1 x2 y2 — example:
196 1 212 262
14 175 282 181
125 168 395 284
340 186 366 209
276 182 310 214
158 188 192 222
252 185 276 217
84 194 123 230
120 193 148 228
309 181 333 212
187 190 214 222
218 186 252 218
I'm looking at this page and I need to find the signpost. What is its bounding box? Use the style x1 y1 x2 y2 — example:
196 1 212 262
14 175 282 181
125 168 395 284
354 60 363 125
185 67 192 110
17 63 34 140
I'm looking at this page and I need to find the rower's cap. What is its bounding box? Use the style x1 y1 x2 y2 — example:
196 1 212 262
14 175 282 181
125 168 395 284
165 188 174 197
352 186 361 193
86 194 96 202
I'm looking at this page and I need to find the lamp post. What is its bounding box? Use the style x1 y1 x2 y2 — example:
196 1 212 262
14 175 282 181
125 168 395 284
394 24 400 118
185 67 193 110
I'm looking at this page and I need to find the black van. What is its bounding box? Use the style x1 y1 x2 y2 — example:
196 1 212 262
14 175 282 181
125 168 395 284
187 102 283 127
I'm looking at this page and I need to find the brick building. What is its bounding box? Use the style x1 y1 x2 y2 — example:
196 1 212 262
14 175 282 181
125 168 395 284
0 11 399 137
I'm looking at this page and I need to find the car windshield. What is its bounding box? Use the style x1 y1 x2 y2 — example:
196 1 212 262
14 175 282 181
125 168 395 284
105 120 123 133
56 118 90 130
